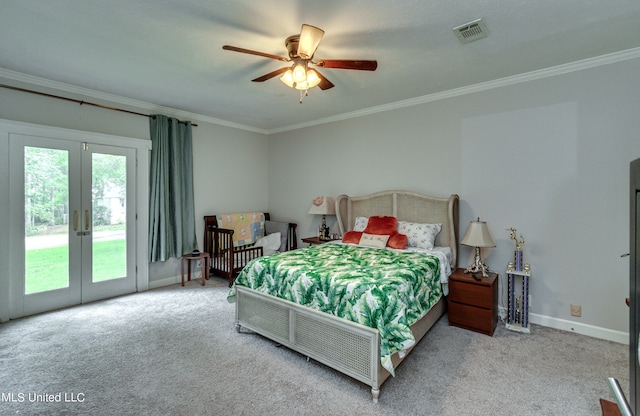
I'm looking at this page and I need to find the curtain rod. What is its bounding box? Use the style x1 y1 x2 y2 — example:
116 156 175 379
0 83 197 127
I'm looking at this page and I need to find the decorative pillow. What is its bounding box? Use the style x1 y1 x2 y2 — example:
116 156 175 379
363 216 398 235
265 220 289 251
254 232 282 255
342 231 363 244
359 233 390 248
353 216 369 232
387 233 408 250
398 221 442 249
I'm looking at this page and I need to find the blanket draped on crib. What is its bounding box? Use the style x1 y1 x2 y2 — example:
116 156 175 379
216 213 265 247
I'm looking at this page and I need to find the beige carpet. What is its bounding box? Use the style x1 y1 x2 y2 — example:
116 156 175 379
0 278 629 415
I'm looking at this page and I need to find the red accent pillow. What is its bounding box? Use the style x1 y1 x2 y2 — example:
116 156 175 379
363 216 398 235
387 233 408 250
342 231 363 244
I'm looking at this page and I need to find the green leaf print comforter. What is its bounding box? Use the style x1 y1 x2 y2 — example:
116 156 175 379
228 243 444 376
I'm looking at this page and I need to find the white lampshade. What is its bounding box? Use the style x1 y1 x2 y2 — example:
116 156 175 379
307 196 336 216
461 219 496 248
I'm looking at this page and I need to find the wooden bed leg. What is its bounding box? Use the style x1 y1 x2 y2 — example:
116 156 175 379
371 387 380 403
235 323 241 333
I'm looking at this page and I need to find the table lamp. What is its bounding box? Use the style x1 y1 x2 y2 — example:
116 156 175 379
461 217 496 279
308 196 335 240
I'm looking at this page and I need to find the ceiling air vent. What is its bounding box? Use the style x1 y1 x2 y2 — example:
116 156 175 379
453 18 488 44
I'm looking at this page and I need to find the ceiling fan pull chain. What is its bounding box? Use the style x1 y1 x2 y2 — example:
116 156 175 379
299 89 311 104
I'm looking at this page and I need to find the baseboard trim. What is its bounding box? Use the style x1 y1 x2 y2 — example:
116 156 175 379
148 275 182 290
529 313 628 345
499 306 628 345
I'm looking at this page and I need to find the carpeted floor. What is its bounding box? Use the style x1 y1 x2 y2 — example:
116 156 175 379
0 278 629 415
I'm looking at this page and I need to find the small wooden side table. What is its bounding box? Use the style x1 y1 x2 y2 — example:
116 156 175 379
181 252 210 286
302 236 339 246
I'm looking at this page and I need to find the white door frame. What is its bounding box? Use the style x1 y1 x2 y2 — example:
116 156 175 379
0 119 150 321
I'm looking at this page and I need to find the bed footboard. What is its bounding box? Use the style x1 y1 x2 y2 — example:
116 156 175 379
235 285 445 403
235 286 383 402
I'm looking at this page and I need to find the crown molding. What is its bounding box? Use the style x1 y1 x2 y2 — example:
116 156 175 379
267 47 640 134
0 68 270 135
2 47 639 136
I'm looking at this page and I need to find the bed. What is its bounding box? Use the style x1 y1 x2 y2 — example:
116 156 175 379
228 190 459 402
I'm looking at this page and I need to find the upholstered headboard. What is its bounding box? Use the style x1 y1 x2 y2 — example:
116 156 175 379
335 190 460 268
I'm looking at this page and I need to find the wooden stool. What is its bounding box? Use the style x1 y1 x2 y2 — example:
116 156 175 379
181 252 210 286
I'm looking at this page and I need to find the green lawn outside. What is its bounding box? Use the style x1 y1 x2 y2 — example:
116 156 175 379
26 239 126 293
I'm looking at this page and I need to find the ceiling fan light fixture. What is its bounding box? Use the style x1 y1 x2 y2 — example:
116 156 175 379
298 24 325 59
280 69 295 88
306 69 321 88
294 80 309 91
224 23 375 99
292 64 307 83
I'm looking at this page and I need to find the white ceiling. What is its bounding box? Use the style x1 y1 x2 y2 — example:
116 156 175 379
1 0 640 133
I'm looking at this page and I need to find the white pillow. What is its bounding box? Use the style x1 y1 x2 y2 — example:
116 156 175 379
397 221 442 249
265 220 289 251
359 233 390 248
254 232 282 255
353 216 369 232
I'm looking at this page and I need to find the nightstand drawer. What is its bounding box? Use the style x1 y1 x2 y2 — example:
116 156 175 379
448 279 494 309
448 301 497 336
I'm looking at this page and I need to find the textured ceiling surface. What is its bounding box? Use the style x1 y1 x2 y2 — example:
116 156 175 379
1 0 640 132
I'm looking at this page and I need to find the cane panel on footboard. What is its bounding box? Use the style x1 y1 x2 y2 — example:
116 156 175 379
236 287 380 389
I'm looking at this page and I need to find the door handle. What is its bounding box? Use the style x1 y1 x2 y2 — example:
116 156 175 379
76 210 91 236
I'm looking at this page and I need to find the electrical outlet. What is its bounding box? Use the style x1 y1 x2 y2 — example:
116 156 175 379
570 304 581 317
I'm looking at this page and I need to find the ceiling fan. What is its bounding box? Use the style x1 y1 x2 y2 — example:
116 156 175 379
223 24 377 101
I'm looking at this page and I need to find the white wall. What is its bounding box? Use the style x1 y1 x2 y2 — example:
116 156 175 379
0 81 269 286
2 56 638 340
268 57 640 341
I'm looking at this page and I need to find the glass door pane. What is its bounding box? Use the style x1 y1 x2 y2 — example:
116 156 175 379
24 146 70 294
80 143 136 304
91 152 127 282
11 134 82 318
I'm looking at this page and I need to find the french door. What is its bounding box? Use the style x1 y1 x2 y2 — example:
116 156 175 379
10 134 137 317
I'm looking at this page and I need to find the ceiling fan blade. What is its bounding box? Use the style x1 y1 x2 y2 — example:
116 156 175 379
315 60 378 71
251 67 291 82
298 24 325 59
316 70 334 90
223 45 289 62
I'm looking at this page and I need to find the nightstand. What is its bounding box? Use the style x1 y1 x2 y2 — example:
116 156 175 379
448 268 498 336
301 236 337 246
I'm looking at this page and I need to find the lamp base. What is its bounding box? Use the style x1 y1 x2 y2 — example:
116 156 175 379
319 214 330 240
464 247 491 280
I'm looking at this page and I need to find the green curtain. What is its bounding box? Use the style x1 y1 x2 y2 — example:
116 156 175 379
148 115 197 262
